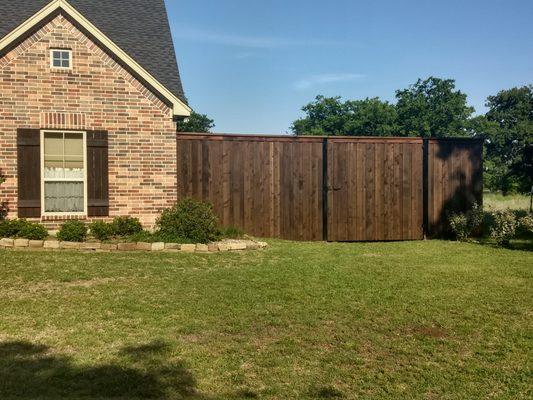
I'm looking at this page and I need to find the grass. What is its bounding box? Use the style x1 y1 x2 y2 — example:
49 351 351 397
0 240 532 399
484 192 531 211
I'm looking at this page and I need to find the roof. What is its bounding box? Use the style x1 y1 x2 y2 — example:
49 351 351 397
0 0 187 105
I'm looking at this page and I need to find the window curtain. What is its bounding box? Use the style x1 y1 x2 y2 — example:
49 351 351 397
44 182 84 213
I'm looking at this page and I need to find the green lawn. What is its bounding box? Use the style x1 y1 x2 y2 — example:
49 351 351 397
0 241 532 399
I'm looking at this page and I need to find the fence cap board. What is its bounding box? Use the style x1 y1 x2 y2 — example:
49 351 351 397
178 132 482 144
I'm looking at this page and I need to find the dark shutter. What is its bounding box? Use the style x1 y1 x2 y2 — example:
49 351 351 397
17 129 41 218
87 131 109 217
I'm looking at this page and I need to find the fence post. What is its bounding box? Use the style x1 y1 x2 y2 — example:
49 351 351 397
423 138 429 239
322 138 329 242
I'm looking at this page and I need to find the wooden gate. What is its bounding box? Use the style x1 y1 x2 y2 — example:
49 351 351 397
326 138 424 241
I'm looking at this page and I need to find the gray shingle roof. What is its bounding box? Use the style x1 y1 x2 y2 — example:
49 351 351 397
0 0 186 103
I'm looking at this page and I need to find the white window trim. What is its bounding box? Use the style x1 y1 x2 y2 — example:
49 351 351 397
40 130 88 217
50 49 72 70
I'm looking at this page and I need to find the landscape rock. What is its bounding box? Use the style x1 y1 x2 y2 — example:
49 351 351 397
118 243 136 251
43 240 60 249
229 242 247 251
151 242 165 251
196 244 209 252
165 243 181 250
14 239 29 248
101 243 118 251
60 242 81 250
81 242 102 251
29 240 44 248
217 243 230 252
135 242 152 251
0 238 14 248
180 244 196 253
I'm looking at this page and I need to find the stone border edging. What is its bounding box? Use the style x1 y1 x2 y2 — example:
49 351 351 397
0 238 268 253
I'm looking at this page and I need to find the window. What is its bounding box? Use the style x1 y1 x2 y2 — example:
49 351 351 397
50 49 72 69
41 131 86 215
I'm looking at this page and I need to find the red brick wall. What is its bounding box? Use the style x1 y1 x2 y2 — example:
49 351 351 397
0 15 178 227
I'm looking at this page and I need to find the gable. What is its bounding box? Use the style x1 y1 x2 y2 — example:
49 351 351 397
0 0 190 117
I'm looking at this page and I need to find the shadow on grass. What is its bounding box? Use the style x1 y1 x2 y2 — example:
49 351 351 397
0 340 207 399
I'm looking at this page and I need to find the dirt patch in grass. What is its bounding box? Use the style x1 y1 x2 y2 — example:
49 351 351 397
410 325 448 338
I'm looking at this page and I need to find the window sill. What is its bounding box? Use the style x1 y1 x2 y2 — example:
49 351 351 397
41 215 88 222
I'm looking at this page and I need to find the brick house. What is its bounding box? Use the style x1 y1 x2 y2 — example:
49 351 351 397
0 0 191 228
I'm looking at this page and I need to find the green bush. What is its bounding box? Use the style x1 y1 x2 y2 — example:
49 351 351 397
0 219 48 239
57 220 88 242
89 221 114 241
448 202 485 241
111 216 143 237
156 198 220 244
448 213 469 241
17 222 48 240
490 210 517 247
0 220 14 237
518 214 533 234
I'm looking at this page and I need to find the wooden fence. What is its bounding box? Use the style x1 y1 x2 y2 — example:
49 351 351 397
177 134 483 242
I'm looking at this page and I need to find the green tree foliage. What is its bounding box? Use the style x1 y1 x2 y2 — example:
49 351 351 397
395 77 474 138
293 77 474 138
481 85 533 194
177 111 215 133
291 96 398 136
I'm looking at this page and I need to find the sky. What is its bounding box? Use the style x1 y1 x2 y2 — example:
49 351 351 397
165 0 533 134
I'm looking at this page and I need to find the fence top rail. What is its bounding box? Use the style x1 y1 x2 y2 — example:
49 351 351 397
177 132 483 144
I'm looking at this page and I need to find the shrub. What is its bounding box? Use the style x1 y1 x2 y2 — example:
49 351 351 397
156 198 220 244
0 219 47 239
490 210 517 247
468 203 484 233
17 222 48 240
518 214 533 234
89 221 114 241
449 213 469 241
0 219 14 237
57 220 88 242
448 202 485 241
111 216 143 237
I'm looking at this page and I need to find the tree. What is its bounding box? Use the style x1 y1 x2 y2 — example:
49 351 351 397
482 85 533 193
177 111 215 133
292 96 398 136
395 77 474 138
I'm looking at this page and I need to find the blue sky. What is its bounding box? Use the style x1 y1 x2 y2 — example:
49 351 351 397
165 0 533 134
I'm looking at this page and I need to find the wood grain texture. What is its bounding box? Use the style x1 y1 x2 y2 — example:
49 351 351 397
326 139 424 241
177 134 483 242
177 135 324 241
426 139 484 236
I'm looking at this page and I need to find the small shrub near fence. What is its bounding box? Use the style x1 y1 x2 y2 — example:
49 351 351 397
157 198 221 244
448 202 484 241
57 220 88 242
448 203 532 247
490 211 518 247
